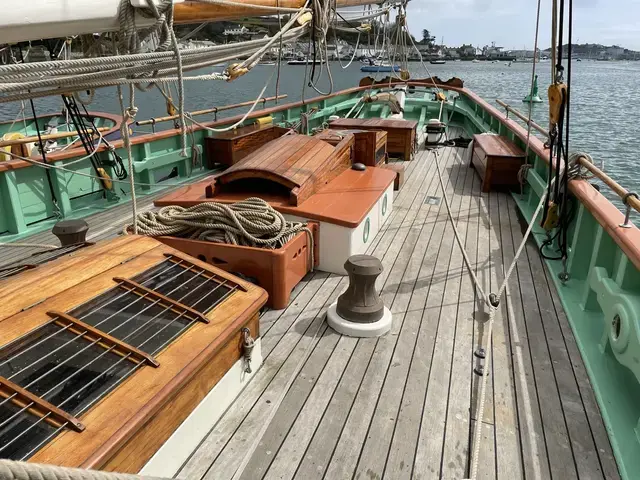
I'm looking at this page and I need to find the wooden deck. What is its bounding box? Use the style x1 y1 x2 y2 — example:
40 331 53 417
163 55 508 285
176 138 619 480
0 132 620 479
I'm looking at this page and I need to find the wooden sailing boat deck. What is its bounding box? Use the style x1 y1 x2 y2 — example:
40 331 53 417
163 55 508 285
0 133 619 479
176 137 619 480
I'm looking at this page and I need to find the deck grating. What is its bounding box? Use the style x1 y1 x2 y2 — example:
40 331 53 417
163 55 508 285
0 129 619 480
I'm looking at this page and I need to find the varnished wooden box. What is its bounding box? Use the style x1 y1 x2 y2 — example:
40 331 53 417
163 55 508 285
315 129 387 166
205 123 289 168
328 118 417 160
156 222 319 310
470 134 525 192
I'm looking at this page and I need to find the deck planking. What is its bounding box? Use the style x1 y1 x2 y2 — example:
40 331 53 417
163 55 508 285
178 135 616 480
0 129 618 480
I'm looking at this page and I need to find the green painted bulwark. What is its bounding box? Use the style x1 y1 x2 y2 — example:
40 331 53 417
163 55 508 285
455 90 640 479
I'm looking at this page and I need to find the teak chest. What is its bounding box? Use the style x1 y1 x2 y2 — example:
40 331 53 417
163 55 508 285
470 134 525 192
315 129 388 166
328 118 417 160
205 123 288 167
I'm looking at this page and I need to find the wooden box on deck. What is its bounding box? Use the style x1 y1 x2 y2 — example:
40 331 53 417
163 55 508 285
156 222 319 310
328 117 417 160
470 134 525 192
315 128 388 166
204 123 289 168
381 163 405 190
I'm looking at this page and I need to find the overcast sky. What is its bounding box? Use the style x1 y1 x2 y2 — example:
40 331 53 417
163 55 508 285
406 0 640 50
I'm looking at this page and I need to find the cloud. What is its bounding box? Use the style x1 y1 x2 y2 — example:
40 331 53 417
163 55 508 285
404 0 640 50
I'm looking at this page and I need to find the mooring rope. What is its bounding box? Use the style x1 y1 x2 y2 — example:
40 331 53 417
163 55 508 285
124 198 314 266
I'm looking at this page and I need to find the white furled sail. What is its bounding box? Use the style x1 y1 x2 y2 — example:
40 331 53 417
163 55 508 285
0 0 184 45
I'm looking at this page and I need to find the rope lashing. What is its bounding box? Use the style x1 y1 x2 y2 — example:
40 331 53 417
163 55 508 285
0 459 169 480
124 198 314 267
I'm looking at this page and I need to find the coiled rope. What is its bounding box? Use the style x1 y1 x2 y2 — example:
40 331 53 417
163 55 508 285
124 198 314 266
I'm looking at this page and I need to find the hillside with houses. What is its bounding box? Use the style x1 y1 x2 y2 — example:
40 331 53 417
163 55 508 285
173 22 640 63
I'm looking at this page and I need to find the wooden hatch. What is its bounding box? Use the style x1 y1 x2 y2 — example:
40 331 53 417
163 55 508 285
0 236 266 472
205 133 354 206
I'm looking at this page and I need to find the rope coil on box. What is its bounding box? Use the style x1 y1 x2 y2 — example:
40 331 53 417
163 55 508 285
124 198 314 267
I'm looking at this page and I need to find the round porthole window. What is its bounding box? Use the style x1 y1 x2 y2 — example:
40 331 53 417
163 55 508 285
363 217 370 243
382 194 388 216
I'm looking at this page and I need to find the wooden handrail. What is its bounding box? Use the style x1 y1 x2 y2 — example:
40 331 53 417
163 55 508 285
0 128 109 148
0 375 85 432
136 94 288 126
494 99 639 214
496 99 549 137
576 157 640 214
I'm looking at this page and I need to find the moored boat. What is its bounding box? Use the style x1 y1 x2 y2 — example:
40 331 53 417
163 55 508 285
360 63 400 72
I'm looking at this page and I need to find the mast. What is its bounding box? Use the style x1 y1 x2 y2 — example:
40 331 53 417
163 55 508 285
0 0 384 45
175 0 382 23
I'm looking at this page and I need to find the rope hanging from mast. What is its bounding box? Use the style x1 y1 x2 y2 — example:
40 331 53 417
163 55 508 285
540 0 574 280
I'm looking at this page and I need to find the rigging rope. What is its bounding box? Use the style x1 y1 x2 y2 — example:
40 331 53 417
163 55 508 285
431 148 549 479
521 0 543 178
0 459 169 480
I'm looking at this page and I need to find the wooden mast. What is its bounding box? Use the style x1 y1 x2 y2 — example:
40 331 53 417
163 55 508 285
174 0 383 23
0 0 383 45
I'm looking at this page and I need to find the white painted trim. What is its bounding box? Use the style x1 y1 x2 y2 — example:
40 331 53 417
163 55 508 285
139 338 262 477
326 303 392 337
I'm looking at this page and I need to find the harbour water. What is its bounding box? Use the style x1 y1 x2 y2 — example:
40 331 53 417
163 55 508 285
1 60 638 205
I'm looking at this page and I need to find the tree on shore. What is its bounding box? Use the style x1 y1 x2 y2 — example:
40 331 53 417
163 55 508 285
420 29 435 46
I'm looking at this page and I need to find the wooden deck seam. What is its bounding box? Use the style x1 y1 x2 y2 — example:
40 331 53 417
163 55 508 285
539 253 620 480
289 336 380 479
438 153 482 479
251 328 349 479
386 148 471 479
523 237 586 479
427 151 476 479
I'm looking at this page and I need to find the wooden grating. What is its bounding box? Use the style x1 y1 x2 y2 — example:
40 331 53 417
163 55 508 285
0 248 241 461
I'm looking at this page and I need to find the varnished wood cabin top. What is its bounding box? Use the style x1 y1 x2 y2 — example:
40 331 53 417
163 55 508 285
208 134 353 207
157 166 396 228
473 133 525 158
0 236 267 470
